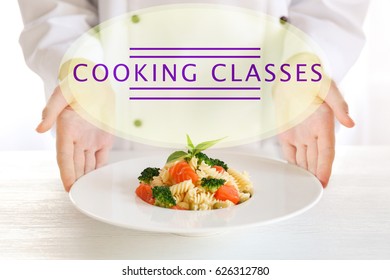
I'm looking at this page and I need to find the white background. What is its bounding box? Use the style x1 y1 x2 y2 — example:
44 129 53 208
0 0 389 150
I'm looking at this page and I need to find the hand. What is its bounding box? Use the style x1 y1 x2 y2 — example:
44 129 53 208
278 82 355 187
36 86 113 191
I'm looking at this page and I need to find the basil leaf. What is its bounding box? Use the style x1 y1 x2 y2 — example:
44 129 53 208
186 134 195 150
193 137 226 154
166 151 188 163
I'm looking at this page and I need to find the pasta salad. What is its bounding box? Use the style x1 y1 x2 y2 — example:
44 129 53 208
135 136 253 210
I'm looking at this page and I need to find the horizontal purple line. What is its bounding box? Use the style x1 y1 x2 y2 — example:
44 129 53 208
129 87 261 91
129 56 260 59
129 97 261 100
129 47 261 51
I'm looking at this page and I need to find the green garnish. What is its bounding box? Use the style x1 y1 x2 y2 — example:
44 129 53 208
138 167 160 184
152 186 176 208
201 178 226 192
166 134 226 163
195 152 228 171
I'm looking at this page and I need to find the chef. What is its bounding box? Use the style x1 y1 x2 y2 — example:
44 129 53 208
18 0 369 191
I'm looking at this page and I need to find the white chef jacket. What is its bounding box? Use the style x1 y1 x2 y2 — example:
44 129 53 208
17 0 370 155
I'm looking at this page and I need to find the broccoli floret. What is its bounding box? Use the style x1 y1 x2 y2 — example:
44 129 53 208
209 158 228 171
138 167 160 184
152 186 176 208
195 152 228 171
195 152 210 164
201 178 226 192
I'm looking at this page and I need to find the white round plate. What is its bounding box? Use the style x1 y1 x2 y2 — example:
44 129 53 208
69 153 323 235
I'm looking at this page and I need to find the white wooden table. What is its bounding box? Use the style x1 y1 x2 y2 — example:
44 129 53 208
1 146 389 259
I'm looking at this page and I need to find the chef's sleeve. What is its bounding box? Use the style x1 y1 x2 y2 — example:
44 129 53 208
18 0 99 98
288 0 370 82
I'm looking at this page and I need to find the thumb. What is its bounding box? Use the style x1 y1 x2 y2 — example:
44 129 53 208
325 82 355 128
36 86 69 133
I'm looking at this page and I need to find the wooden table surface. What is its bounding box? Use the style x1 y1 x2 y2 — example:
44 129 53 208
1 146 389 259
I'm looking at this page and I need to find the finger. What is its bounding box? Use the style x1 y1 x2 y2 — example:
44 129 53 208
295 145 308 170
281 143 297 164
84 150 96 174
307 140 318 175
316 134 335 187
56 135 75 192
36 86 68 133
325 82 355 128
73 145 86 181
95 148 110 169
